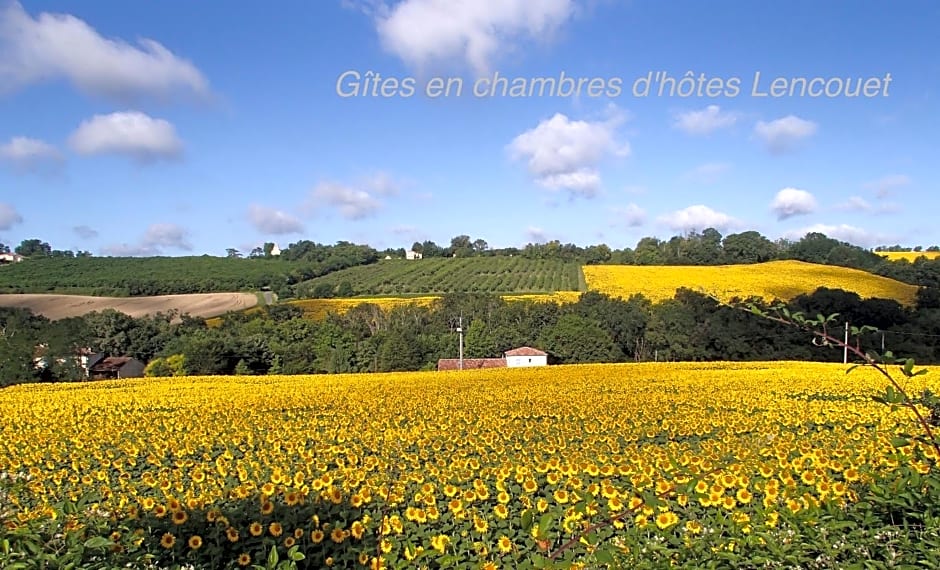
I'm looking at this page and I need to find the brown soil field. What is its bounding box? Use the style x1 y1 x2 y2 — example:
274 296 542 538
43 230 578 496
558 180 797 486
0 293 258 320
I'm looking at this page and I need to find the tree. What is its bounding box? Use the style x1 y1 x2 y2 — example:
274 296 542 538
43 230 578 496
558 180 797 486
0 242 9 254
249 247 264 258
450 235 473 257
226 248 242 258
537 314 623 364
472 238 489 254
15 239 52 257
722 231 778 263
263 242 276 257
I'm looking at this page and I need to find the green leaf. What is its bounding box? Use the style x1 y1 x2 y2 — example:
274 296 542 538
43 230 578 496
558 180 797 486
268 544 279 567
82 536 114 549
891 437 911 448
538 514 553 537
521 510 533 531
594 549 615 564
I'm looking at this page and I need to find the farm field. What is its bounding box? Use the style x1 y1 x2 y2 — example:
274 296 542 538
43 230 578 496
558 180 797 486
0 362 935 568
0 292 258 320
293 257 582 297
878 251 940 262
283 292 583 320
583 260 920 305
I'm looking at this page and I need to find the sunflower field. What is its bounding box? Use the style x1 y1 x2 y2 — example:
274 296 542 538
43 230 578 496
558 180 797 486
1 361 939 569
582 260 919 306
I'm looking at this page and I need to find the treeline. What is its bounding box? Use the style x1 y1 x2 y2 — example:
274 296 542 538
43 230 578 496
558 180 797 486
4 232 940 297
4 285 939 386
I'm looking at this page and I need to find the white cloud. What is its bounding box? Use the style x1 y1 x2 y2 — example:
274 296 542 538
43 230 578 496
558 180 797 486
658 205 742 233
142 223 192 251
623 184 647 195
364 171 402 197
0 1 209 101
72 225 99 239
508 111 629 198
610 203 646 228
101 222 191 256
673 105 738 135
0 202 23 230
682 162 731 184
247 205 304 235
390 224 420 236
770 187 817 220
782 223 890 248
525 226 549 243
310 181 382 220
835 196 872 212
373 0 577 74
864 174 911 199
754 115 817 154
0 136 63 172
69 111 183 161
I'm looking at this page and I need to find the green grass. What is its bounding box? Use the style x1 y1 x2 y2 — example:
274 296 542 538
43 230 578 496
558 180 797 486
294 257 581 297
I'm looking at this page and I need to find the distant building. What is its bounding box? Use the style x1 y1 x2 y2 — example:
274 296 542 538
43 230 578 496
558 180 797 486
270 243 281 256
504 346 548 367
0 252 24 265
89 356 146 380
437 358 506 371
438 346 549 371
406 250 423 260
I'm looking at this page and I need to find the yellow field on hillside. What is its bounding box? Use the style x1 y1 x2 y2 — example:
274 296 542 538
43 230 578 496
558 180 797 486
0 362 935 567
285 292 582 320
582 260 919 305
878 251 940 262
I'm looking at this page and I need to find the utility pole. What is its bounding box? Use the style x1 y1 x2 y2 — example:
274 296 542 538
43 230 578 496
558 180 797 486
844 322 849 364
456 315 464 370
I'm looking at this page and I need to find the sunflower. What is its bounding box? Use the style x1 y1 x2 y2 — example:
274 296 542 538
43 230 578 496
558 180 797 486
249 522 263 536
331 527 346 543
171 510 188 525
226 527 239 542
497 535 513 554
311 529 325 544
160 533 175 549
293 528 304 539
260 501 274 515
188 535 202 550
153 505 168 518
284 536 295 548
736 488 753 504
351 521 365 539
269 522 283 537
473 516 488 534
237 553 252 567
493 504 509 519
523 480 538 493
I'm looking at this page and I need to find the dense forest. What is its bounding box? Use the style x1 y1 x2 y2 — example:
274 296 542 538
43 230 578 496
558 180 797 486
3 231 940 299
3 282 939 387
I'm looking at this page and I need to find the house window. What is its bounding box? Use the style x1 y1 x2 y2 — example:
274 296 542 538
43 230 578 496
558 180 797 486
528 358 531 363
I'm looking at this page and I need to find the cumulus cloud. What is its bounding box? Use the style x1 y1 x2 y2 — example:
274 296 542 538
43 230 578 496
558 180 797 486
682 162 731 184
782 223 890 249
508 111 629 198
610 203 646 227
0 1 209 102
754 115 817 154
72 225 99 239
525 226 549 243
372 0 577 74
0 202 23 230
864 174 911 199
309 181 382 220
673 105 738 135
101 222 192 256
770 187 817 220
0 136 63 173
247 205 304 235
68 111 183 161
364 171 402 196
658 205 742 233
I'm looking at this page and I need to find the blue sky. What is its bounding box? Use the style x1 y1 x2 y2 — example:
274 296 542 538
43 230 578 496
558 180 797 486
0 0 937 256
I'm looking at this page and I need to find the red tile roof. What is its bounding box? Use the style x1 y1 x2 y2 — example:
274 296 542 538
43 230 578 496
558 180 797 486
437 358 506 371
504 346 547 357
90 356 135 372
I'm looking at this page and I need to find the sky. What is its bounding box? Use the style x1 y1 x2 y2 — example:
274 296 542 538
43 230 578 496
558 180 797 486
0 0 937 256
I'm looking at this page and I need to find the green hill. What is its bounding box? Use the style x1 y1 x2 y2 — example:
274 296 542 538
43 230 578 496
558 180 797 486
294 257 582 297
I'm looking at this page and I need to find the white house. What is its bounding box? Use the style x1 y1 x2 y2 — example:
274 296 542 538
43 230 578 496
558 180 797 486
270 243 281 256
504 347 548 367
0 252 24 264
406 250 423 260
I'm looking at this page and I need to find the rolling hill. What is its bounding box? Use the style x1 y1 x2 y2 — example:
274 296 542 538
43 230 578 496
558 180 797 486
877 251 940 262
293 257 582 297
0 293 259 320
582 260 920 305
